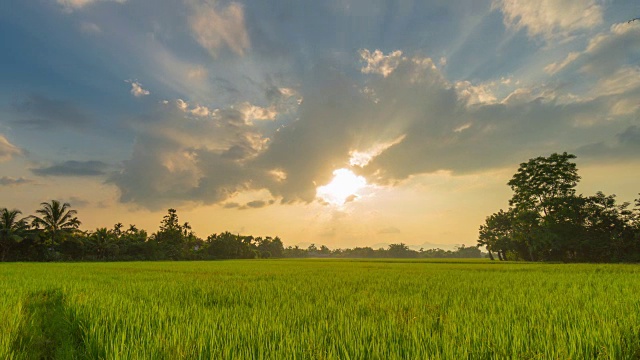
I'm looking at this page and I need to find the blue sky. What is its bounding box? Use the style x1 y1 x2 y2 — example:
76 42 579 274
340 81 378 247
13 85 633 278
1 0 639 248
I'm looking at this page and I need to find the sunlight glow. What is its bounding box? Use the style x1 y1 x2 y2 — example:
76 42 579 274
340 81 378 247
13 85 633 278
348 135 406 167
316 168 367 206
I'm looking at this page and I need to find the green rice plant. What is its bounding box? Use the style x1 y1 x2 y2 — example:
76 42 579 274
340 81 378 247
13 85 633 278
1 260 639 359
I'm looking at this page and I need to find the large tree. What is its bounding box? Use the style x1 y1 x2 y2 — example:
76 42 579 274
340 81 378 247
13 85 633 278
479 153 640 262
0 208 29 261
152 209 201 260
508 152 580 216
31 200 81 245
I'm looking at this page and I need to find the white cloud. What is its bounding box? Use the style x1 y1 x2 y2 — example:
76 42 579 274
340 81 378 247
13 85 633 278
579 22 640 75
80 22 102 34
494 0 604 41
591 67 640 97
174 99 212 117
56 0 126 12
544 52 580 74
0 134 22 162
188 1 250 57
455 81 498 106
187 66 208 81
236 102 277 124
542 22 640 76
128 80 150 97
349 136 405 168
359 49 404 77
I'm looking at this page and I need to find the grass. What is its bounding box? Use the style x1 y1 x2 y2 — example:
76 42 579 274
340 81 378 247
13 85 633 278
1 259 640 359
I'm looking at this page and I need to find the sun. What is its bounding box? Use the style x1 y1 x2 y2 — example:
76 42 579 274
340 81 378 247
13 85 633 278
316 168 367 206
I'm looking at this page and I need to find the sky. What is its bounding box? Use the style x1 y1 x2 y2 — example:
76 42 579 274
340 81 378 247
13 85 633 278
1 0 639 250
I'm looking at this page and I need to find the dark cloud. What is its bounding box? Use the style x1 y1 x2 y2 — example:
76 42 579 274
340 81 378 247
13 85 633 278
0 176 33 186
245 200 267 208
61 196 90 208
10 94 91 130
108 102 267 209
242 199 275 209
577 126 640 160
109 52 640 209
618 125 640 145
31 160 110 177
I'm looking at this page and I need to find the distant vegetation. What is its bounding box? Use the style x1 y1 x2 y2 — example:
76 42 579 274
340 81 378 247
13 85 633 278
478 152 640 262
0 203 481 262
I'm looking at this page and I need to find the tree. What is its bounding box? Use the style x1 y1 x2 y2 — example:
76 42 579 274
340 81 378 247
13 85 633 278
479 152 640 262
118 224 149 260
205 232 256 259
31 200 81 246
0 208 29 261
89 228 117 260
387 243 416 258
152 209 196 260
508 152 580 216
506 153 582 261
478 209 514 261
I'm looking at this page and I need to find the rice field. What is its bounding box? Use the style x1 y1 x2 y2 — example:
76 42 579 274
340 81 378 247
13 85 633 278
1 259 640 359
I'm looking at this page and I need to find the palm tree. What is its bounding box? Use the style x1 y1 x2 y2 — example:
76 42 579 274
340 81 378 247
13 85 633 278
31 200 81 245
0 208 29 261
90 227 115 260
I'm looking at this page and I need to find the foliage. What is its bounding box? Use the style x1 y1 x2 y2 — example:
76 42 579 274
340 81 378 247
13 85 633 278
0 201 482 262
0 208 29 262
479 152 640 262
31 200 81 246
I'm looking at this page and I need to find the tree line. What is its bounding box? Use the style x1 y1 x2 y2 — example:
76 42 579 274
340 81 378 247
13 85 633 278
1 203 483 262
0 205 285 262
477 152 640 262
285 243 483 259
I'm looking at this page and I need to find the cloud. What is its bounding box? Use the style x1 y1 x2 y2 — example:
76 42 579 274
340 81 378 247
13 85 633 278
188 1 250 57
577 126 640 160
544 52 580 74
109 49 640 209
222 202 240 209
455 81 498 106
56 0 126 12
544 23 640 76
31 160 111 177
61 196 91 208
175 99 212 117
243 200 273 209
0 134 22 162
494 0 603 41
378 227 401 235
235 102 277 124
80 22 102 34
0 176 33 186
359 49 403 77
127 80 150 97
10 94 91 130
108 100 270 209
618 126 640 145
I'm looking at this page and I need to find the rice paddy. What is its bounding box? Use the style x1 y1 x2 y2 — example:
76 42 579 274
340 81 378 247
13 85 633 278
1 259 640 359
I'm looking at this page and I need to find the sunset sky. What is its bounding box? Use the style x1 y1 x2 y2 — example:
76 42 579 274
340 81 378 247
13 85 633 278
1 0 639 249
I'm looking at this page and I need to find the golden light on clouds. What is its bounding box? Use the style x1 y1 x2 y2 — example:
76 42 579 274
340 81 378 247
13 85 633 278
316 168 367 206
348 136 406 168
